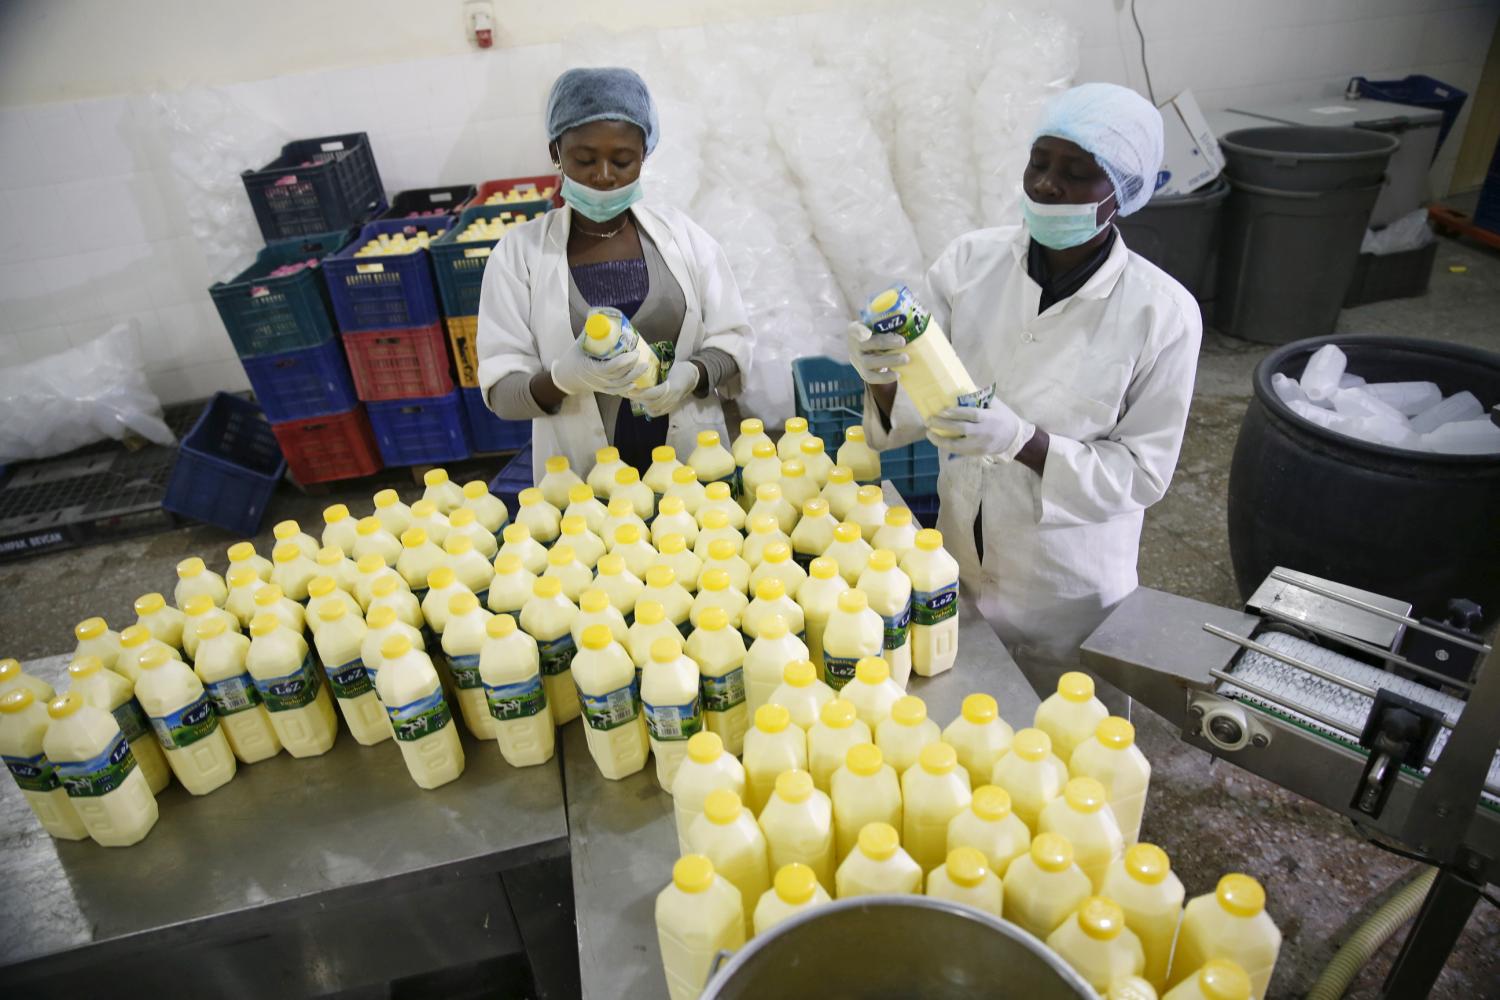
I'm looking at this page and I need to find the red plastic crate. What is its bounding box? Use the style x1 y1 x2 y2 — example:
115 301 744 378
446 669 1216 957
342 322 455 402
270 407 383 484
464 173 562 211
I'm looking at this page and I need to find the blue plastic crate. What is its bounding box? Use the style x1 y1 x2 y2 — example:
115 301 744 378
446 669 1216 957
162 393 286 536
366 391 472 466
321 218 446 332
210 229 353 358
242 133 386 242
240 338 358 423
791 356 939 501
489 446 533 513
461 387 530 454
1350 75 1469 155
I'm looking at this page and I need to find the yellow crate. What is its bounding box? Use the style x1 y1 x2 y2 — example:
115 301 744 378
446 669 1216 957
446 315 479 388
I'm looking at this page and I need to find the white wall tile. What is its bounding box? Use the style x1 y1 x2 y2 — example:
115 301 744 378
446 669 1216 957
22 105 98 186
2 326 72 366
5 184 74 261
143 237 213 311
0 260 60 330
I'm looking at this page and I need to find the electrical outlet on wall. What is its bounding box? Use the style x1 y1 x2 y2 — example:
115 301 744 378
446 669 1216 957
463 0 496 49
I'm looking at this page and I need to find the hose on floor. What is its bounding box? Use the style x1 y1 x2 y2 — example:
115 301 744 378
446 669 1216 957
1306 866 1437 1000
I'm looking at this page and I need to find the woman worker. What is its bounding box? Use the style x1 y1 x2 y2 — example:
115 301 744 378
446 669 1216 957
849 83 1201 678
476 67 754 478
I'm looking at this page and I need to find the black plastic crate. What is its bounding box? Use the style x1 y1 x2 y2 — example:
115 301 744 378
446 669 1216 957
378 184 476 223
1344 241 1439 307
242 133 387 241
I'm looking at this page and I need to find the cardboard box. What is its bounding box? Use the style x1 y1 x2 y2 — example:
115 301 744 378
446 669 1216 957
1155 90 1224 197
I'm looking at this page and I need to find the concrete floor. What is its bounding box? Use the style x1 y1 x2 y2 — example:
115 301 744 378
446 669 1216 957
2 232 1498 997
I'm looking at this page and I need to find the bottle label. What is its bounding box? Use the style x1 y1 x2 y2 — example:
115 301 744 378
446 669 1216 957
644 698 703 741
387 688 454 743
149 693 220 750
700 667 746 713
955 384 996 410
205 673 264 716
912 582 959 626
578 682 639 732
3 751 62 793
447 652 483 690
537 633 576 677
486 675 547 720
882 598 912 650
823 653 859 690
55 732 138 798
324 656 375 700
865 286 928 345
252 652 324 713
111 699 152 743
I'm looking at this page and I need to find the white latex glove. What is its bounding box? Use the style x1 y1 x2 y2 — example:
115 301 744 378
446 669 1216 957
550 338 651 397
926 402 1034 460
633 361 701 418
846 321 908 385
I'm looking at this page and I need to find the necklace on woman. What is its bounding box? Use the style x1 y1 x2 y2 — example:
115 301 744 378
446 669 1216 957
574 217 630 240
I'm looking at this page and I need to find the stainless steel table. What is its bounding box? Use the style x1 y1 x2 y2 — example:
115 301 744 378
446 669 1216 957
1 654 574 998
563 593 1041 999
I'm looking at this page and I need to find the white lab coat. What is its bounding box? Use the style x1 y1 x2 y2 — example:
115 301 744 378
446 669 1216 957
475 202 755 482
865 223 1201 664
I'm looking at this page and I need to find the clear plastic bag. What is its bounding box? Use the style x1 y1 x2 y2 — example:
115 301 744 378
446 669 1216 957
0 321 175 462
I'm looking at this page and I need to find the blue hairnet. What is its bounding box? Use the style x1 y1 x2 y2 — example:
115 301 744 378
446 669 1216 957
546 67 659 157
1033 83 1164 216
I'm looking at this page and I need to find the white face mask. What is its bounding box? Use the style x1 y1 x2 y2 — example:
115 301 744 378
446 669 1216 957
1022 192 1117 250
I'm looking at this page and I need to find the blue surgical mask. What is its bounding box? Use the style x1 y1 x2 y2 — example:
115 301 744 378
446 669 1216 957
1022 192 1116 250
561 174 643 223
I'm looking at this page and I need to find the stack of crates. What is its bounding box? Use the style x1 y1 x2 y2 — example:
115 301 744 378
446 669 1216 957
431 175 560 454
209 229 383 486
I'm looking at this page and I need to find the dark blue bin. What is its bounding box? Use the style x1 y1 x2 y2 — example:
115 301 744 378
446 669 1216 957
240 338 358 422
461 387 531 453
366 391 472 466
162 393 286 535
1350 75 1468 155
488 446 533 514
321 218 445 332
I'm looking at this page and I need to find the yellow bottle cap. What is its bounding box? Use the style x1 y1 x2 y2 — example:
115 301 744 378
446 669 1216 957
740 418 764 436
356 553 386 574
374 488 400 508
0 689 35 714
891 695 927 727
672 465 699 484
273 519 303 541
580 624 613 650
1078 897 1126 941
785 417 808 434
273 542 304 564
445 534 475 557
1063 777 1108 813
427 566 456 590
649 636 683 664
567 483 595 505
1123 843 1171 886
971 785 1013 821
532 577 563 599
837 590 869 614
658 495 685 516
774 769 814 803
1058 671 1096 702
462 480 489 500
47 691 84 720
503 523 533 544
828 466 853 484
307 575 337 599
846 426 867 443
698 607 729 632
914 528 944 551
400 528 429 548
486 614 518 639
854 656 888 685
495 552 525 575
1108 978 1158 1000
884 507 913 527
672 854 715 893
448 591 479 616
380 633 412 660
316 601 347 623
317 546 347 567
182 593 215 617
1197 959 1253 1000
696 431 720 447
1031 832 1075 873
703 788 741 824
833 523 862 544
846 742 883 776
686 730 723 763
371 576 402 599
707 539 737 561
68 655 104 679
368 606 398 629
961 693 998 725
518 488 543 507
800 500 830 521
227 541 257 562
652 445 677 463
1095 716 1135 749
808 557 839 580
782 459 806 478
1012 728 1052 762
423 468 450 487
659 534 687 555
133 593 165 616
752 440 776 459
945 847 990 888
698 569 729 593
756 702 792 732
583 313 613 340
356 516 382 537
546 454 572 473
614 467 640 486
138 646 172 671
449 508 477 529
548 546 579 569
701 508 729 531
636 601 666 626
754 578 786 601
918 741 957 774
1216 874 1266 917
773 862 817 904
560 515 586 537
762 542 791 565
758 615 789 640
749 515 777 536
781 660 816 688
645 566 676 589
249 614 281 637
870 288 899 312
254 584 286 605
119 624 150 648
856 485 882 505
324 503 350 524
755 483 783 503
614 522 643 545
819 697 857 729
858 822 899 860
579 589 610 613
411 499 440 520
225 571 259 594
800 437 825 456
176 556 205 578
867 549 897 572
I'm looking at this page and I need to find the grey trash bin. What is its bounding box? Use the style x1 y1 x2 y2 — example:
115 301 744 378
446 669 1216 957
1118 175 1229 302
1215 126 1399 344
